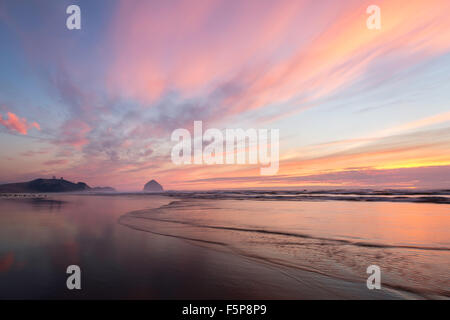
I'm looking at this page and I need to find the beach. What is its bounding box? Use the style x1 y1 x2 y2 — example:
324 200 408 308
0 193 449 299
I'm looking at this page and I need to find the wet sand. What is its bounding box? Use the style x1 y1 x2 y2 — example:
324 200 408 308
0 194 448 299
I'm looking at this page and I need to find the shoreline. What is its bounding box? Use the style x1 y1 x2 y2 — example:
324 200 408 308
119 212 413 300
118 198 438 300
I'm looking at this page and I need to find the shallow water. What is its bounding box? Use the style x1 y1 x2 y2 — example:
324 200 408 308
0 194 449 299
120 197 450 298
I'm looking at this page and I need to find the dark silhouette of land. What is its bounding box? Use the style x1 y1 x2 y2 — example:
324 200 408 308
0 178 115 193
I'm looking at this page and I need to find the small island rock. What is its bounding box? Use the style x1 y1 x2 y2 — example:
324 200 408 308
143 180 163 192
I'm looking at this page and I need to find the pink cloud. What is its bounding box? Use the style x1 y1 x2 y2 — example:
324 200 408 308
225 0 450 118
107 0 310 103
21 148 51 157
0 111 40 135
56 119 91 148
178 165 450 190
106 0 450 124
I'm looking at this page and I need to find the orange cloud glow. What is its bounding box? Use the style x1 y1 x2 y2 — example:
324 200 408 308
0 112 40 135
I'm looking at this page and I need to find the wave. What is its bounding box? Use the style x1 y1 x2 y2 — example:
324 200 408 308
118 199 450 299
162 190 450 204
121 213 450 252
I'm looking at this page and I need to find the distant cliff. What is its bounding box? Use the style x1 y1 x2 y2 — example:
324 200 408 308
90 186 116 193
0 178 91 193
143 179 163 192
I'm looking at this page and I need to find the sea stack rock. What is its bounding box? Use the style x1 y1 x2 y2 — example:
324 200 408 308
143 179 163 192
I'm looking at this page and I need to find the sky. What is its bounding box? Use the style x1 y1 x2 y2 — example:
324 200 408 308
0 0 449 191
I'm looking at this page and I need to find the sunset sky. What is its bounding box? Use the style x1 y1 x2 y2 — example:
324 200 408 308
0 0 449 190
